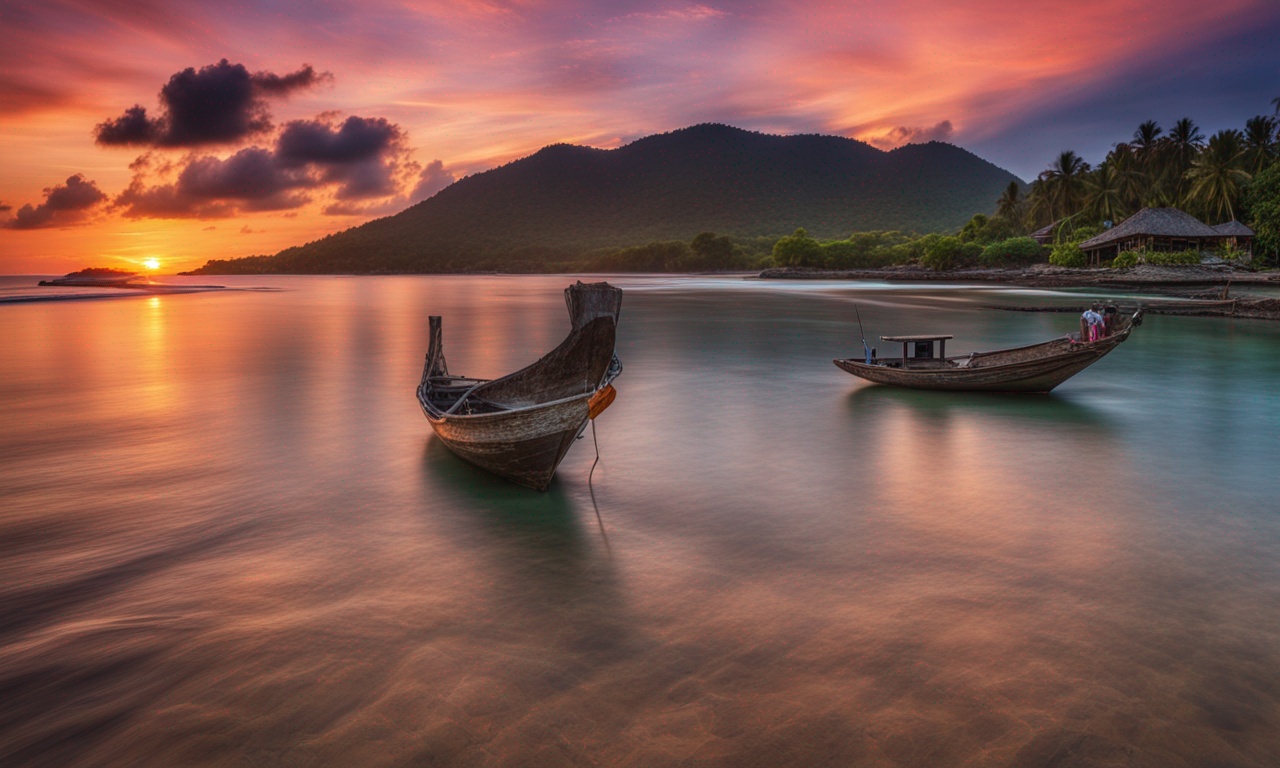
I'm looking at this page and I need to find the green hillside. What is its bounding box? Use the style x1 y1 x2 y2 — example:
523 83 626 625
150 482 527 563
188 124 1023 273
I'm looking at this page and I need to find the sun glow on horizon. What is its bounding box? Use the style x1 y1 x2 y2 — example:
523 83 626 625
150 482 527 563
143 258 161 271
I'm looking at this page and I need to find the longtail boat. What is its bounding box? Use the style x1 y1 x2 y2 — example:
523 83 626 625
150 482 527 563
833 308 1142 393
418 281 622 490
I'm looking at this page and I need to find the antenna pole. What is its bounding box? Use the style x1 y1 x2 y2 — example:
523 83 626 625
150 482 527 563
854 304 871 364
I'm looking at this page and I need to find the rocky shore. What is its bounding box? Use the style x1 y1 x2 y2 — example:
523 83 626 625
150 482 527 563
758 264 1280 319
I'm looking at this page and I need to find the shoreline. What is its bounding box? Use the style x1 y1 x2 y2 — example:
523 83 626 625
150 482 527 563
757 264 1280 319
757 263 1279 288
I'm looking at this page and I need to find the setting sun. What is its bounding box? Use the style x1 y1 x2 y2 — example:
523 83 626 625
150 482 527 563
143 258 160 270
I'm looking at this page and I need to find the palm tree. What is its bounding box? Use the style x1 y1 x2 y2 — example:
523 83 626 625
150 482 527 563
1273 96 1280 115
1130 120 1172 203
1185 129 1250 222
996 181 1023 222
1242 115 1277 176
1084 162 1127 223
1132 120 1163 152
1038 150 1090 220
1026 180 1054 229
1106 142 1148 211
1163 117 1205 201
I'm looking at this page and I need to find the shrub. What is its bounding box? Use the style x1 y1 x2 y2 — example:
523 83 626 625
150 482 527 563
1111 250 1142 269
959 213 1019 244
821 240 894 269
772 228 824 267
1217 242 1245 262
980 237 1047 267
920 235 976 271
1049 242 1087 268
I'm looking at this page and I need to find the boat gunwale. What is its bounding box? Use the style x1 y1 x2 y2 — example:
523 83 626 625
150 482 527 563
417 380 595 423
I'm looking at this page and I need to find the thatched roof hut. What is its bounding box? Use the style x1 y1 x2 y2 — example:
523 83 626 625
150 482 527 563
1211 220 1254 237
1029 221 1058 245
1211 220 1255 259
1079 208 1220 263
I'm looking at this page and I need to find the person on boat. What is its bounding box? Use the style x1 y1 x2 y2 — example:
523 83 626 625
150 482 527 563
1081 305 1104 342
1102 304 1119 337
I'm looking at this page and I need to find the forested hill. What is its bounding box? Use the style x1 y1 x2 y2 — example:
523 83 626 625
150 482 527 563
188 124 1023 273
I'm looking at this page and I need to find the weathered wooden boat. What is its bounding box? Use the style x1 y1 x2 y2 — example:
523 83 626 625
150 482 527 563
417 281 622 490
833 308 1143 393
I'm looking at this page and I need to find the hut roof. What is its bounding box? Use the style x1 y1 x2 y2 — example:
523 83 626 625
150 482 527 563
1079 208 1219 251
1030 222 1056 237
1211 220 1254 237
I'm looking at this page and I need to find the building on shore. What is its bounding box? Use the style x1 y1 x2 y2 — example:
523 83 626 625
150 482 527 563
1078 208 1227 265
1029 221 1058 245
1211 220 1255 259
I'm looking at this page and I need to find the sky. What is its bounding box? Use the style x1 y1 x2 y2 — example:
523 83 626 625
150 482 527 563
1 0 1277 274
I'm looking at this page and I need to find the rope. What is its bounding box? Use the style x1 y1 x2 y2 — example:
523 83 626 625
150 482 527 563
587 419 611 556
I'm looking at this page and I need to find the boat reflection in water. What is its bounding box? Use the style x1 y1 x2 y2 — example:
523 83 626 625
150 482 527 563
417 281 623 490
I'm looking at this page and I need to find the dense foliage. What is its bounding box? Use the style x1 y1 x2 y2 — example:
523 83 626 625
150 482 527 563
1010 105 1278 264
979 237 1046 267
1243 163 1280 261
1048 242 1086 268
1110 249 1202 268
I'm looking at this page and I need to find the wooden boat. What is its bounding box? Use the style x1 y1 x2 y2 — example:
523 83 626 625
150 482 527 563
417 281 622 490
833 308 1143 393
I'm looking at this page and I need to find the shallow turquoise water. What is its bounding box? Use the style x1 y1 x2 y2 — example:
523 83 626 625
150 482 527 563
2 275 1279 766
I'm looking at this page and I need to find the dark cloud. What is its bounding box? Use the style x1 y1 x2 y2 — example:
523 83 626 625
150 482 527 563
410 160 455 203
115 147 313 218
0 202 11 213
95 59 329 148
277 116 411 201
5 174 106 229
177 147 308 201
867 120 954 149
113 114 423 219
94 105 161 145
277 116 401 166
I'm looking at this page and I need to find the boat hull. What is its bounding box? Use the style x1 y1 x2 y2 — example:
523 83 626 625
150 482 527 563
424 396 591 490
834 312 1140 393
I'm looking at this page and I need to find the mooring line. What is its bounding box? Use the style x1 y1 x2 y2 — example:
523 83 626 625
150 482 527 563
588 419 612 556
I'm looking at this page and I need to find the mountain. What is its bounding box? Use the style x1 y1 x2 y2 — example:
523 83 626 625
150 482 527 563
190 124 1024 273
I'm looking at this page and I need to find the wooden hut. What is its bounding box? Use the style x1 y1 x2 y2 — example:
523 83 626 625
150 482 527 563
1078 207 1220 265
1029 221 1058 245
1211 220 1255 259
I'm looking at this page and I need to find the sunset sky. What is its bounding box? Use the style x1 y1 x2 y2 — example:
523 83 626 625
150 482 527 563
1 0 1277 274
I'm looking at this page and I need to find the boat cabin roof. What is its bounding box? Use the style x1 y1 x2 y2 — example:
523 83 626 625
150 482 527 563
880 334 953 342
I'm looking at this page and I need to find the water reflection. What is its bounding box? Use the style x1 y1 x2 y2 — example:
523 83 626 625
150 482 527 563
421 437 583 544
2 276 1279 767
845 383 1114 430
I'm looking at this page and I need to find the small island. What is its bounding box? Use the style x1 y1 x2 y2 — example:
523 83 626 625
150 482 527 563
38 267 146 287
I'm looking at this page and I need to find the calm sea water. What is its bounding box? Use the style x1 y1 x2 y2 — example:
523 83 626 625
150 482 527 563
3 275 1279 767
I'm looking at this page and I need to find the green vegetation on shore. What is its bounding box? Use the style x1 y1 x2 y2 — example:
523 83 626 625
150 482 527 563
1011 108 1280 264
